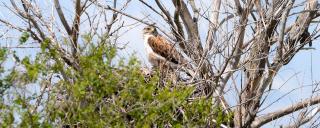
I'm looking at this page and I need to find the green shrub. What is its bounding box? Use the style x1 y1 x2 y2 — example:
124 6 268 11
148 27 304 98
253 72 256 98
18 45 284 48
0 36 232 127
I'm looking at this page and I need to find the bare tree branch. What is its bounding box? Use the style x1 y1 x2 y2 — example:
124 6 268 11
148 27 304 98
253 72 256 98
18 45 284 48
252 96 320 127
54 0 72 35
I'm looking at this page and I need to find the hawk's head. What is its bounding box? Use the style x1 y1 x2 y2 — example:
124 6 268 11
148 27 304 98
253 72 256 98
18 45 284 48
143 25 157 35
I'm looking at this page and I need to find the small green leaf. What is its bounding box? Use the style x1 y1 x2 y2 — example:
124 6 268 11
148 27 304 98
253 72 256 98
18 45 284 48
41 38 50 52
19 32 30 44
0 48 7 62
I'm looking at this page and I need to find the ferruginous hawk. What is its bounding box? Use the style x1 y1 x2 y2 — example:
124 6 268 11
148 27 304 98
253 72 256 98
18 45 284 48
142 25 186 68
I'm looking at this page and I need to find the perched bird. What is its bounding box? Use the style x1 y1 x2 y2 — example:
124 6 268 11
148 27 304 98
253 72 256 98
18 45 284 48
142 25 186 68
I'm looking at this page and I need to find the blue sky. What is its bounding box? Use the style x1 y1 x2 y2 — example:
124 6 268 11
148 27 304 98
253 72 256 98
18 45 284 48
0 0 320 127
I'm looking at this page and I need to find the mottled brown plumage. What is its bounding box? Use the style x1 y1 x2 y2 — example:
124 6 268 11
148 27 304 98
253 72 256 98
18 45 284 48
147 35 181 64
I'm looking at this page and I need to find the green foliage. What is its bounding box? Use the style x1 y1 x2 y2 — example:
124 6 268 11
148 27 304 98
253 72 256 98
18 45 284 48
0 48 7 62
21 57 39 82
19 32 30 44
0 35 232 127
45 43 232 127
0 48 7 95
0 104 14 127
40 38 50 52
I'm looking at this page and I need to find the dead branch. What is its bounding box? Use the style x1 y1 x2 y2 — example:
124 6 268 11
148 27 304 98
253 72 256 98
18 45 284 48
252 96 320 127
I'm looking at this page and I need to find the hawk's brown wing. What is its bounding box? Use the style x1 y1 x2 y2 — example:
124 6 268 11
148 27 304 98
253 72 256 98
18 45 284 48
147 35 183 64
